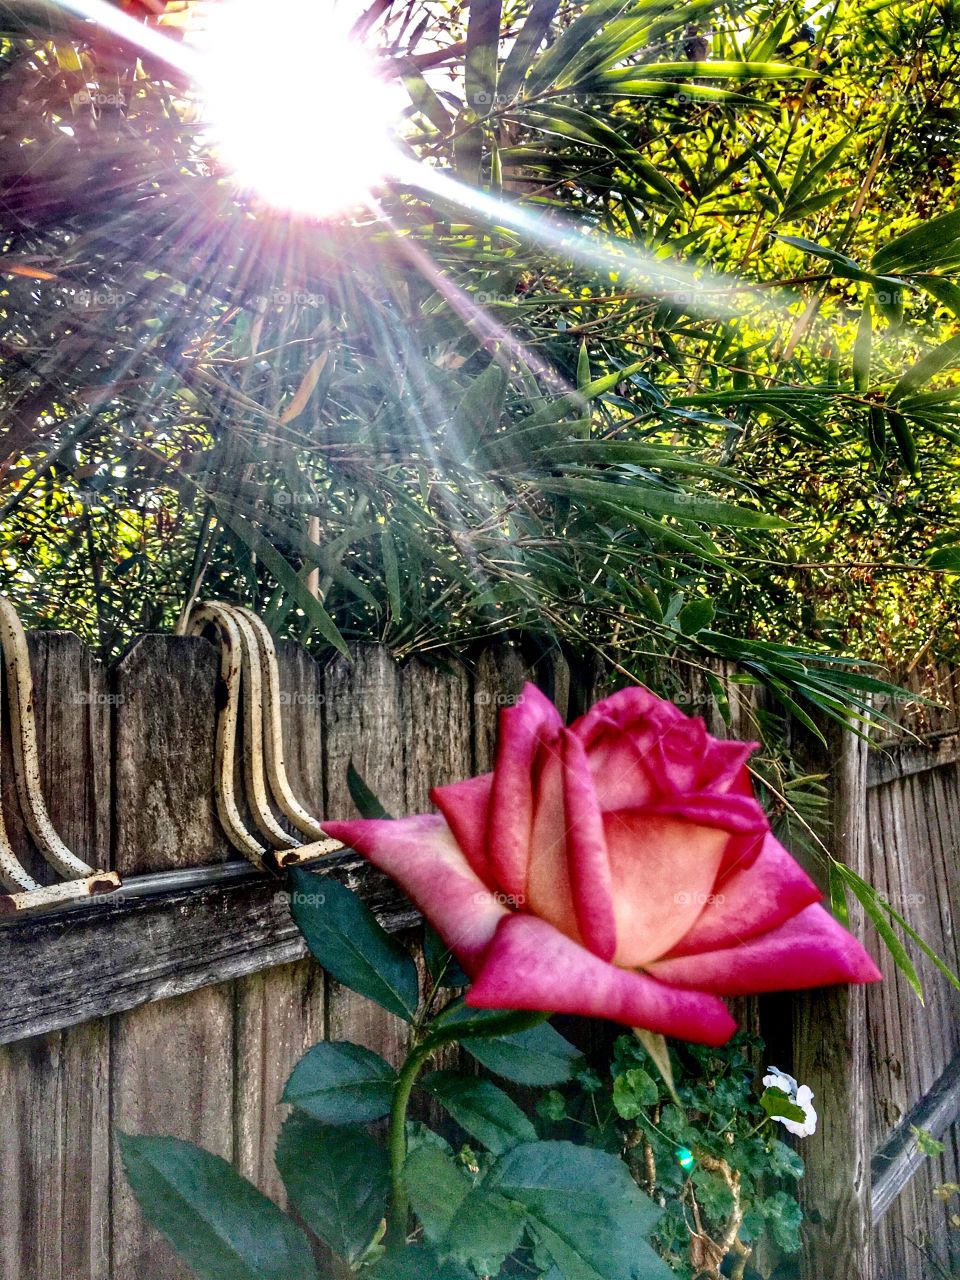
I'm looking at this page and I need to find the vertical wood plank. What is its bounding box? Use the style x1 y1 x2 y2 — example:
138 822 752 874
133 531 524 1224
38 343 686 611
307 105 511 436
0 634 111 1280
322 646 409 1064
472 644 529 773
110 635 234 1280
791 722 873 1280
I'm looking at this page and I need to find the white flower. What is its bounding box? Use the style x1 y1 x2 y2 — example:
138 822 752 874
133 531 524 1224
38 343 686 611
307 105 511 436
762 1067 818 1138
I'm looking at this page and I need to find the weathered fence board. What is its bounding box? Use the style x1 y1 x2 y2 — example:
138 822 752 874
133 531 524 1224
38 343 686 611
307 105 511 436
866 661 960 1279
0 634 112 1280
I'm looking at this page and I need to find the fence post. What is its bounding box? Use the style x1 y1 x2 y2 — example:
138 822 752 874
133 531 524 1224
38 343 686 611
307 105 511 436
790 721 873 1280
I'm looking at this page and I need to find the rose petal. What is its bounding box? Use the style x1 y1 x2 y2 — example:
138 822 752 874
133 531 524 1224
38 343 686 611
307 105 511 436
695 738 758 792
602 810 730 967
321 815 508 974
571 688 674 810
562 731 617 960
466 914 737 1046
431 773 493 883
527 745 581 943
487 684 564 900
646 903 883 994
665 833 821 956
641 792 768 836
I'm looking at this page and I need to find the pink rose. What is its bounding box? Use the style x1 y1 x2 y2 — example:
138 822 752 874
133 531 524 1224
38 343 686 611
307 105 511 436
323 685 880 1046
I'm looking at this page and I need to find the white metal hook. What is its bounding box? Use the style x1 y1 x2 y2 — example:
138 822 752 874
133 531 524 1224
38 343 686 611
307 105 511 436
0 598 121 915
188 601 341 870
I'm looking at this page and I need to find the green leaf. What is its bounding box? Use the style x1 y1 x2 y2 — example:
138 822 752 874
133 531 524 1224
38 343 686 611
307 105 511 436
499 0 559 100
380 525 403 619
631 1029 679 1105
282 1041 397 1124
429 998 548 1040
833 865 923 1002
760 1191 803 1253
487 1141 670 1280
275 1114 388 1266
465 0 502 116
543 474 785 529
928 547 960 571
406 1145 528 1273
914 273 960 318
370 1245 470 1280
612 1067 659 1119
347 762 394 819
873 207 960 274
399 60 454 133
524 0 632 93
461 1020 584 1085
451 362 508 450
289 868 419 1021
885 410 919 478
423 924 470 988
888 333 960 404
118 1134 317 1280
422 1071 538 1153
444 1186 527 1273
213 506 348 656
760 1088 807 1124
853 306 872 393
577 340 591 390
912 1125 946 1158
405 1144 472 1243
677 597 715 635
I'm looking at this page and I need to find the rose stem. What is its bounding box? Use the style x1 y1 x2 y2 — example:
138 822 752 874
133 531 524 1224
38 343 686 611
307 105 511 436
386 1020 465 1247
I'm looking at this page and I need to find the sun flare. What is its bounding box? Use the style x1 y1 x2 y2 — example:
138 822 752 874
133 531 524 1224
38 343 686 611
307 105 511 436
196 0 400 217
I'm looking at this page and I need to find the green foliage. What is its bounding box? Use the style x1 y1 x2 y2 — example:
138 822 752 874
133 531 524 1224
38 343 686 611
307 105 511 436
117 1134 318 1280
461 1019 585 1084
275 1114 389 1266
281 1041 398 1124
534 1032 807 1278
289 867 419 1021
487 1141 671 1280
422 1071 538 1154
119 863 815 1280
2 0 954 721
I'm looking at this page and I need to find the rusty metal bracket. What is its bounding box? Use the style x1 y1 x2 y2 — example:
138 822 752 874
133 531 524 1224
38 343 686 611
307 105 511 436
0 598 121 915
187 601 342 870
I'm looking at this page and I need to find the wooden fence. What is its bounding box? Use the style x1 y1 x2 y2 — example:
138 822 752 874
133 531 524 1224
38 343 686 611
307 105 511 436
0 632 957 1280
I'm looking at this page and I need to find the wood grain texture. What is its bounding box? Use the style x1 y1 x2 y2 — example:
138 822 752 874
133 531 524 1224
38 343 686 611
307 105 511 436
323 646 410 1064
110 633 234 1280
0 861 416 1044
0 634 111 1280
791 722 873 1280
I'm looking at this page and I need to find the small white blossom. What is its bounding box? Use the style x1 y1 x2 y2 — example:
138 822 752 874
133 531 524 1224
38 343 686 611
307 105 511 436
762 1066 818 1138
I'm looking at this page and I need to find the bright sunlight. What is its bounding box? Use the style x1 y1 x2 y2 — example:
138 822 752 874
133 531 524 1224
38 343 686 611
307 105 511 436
197 0 400 216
